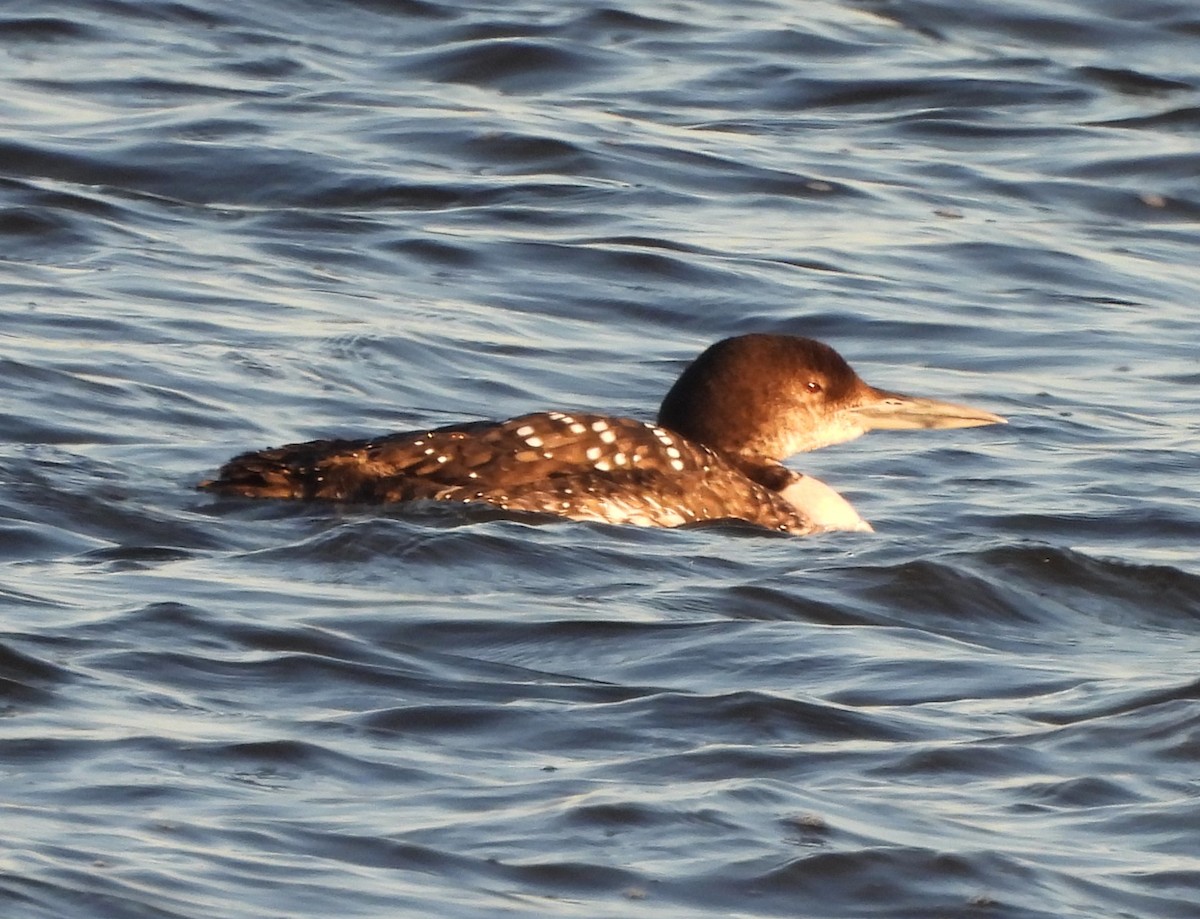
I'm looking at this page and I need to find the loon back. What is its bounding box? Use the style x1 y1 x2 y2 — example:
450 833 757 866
203 411 815 533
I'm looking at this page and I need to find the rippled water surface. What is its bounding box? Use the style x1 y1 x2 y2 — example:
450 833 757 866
2 1 1199 917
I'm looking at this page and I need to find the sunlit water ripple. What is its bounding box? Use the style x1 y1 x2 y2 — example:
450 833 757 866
1 1 1198 917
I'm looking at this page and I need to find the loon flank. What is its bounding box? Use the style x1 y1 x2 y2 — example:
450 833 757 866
201 334 1005 535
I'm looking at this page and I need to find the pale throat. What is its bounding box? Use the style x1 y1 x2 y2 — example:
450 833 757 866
776 419 868 457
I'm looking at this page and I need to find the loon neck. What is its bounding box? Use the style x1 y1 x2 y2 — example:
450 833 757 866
717 450 870 532
721 452 795 492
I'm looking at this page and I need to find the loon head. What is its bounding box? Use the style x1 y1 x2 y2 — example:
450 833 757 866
656 333 1005 460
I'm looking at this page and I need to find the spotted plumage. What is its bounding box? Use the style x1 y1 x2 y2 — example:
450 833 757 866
206 411 812 533
202 334 1005 535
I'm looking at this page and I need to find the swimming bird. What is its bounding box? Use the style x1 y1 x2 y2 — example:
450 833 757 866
201 334 1005 535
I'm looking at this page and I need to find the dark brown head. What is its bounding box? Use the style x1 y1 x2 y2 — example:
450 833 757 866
656 334 1005 460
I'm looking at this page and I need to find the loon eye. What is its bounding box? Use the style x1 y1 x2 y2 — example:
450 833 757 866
805 381 823 394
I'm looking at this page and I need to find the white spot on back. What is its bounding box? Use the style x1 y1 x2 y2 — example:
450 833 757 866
569 423 586 434
586 446 602 461
599 429 616 444
525 435 543 447
516 425 535 437
591 420 608 432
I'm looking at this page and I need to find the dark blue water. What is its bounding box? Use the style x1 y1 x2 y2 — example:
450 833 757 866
2 1 1198 917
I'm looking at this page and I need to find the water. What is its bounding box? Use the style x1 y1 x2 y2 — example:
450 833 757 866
2 1 1198 917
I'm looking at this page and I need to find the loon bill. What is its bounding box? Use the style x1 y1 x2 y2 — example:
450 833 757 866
201 334 1005 535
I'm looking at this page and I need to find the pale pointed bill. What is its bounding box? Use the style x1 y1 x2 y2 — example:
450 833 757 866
846 388 1006 432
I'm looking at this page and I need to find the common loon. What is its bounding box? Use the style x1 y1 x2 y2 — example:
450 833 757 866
201 334 1005 535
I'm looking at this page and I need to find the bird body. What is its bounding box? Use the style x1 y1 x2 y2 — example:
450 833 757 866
202 335 1004 535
